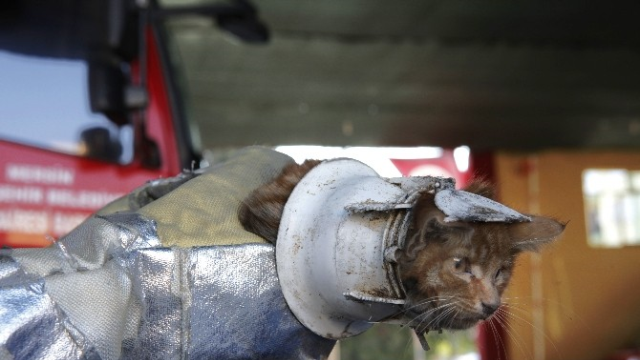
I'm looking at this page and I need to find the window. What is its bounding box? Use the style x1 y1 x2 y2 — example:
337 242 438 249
0 51 132 163
582 169 640 247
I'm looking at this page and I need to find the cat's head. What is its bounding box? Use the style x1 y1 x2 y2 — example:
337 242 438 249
398 181 564 332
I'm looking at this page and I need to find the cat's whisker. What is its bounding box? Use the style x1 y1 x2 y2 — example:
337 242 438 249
499 302 529 316
485 316 508 360
447 308 462 329
381 295 452 322
405 301 458 329
490 310 532 360
387 299 457 339
502 295 591 330
408 301 460 332
397 295 455 319
406 307 448 327
438 307 458 328
375 295 452 327
499 308 563 359
407 295 455 309
422 305 458 330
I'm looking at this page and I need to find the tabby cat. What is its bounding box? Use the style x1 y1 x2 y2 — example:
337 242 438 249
239 160 564 334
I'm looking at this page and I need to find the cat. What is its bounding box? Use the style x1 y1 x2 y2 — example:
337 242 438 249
238 160 564 334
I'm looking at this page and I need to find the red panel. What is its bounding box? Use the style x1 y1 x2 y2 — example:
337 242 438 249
477 321 508 360
144 28 182 176
0 141 170 247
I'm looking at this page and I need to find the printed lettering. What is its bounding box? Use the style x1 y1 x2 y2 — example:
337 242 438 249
0 184 44 204
6 163 75 185
46 189 121 209
0 209 48 234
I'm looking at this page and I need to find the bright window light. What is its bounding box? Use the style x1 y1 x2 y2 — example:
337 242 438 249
583 169 640 247
275 146 443 178
453 145 470 172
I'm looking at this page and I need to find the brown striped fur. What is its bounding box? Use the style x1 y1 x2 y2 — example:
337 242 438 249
239 159 322 243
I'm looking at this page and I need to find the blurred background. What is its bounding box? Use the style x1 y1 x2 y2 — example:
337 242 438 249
1 1 640 359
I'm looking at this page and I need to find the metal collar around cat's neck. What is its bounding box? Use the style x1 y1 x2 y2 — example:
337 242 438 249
347 176 457 302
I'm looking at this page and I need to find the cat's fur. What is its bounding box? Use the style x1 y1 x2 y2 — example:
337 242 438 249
239 161 564 332
239 159 322 243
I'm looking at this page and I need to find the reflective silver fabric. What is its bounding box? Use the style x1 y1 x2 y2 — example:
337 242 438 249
0 213 335 360
186 245 335 360
0 254 100 360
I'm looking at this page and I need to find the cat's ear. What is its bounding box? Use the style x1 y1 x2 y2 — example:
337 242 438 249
463 179 495 199
508 215 565 253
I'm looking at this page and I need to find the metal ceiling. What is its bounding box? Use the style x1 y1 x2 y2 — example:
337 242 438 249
167 0 640 151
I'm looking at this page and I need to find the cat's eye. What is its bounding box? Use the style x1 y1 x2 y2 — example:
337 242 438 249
452 257 471 274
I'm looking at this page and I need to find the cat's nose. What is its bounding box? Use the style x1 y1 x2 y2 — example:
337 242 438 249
481 302 499 317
